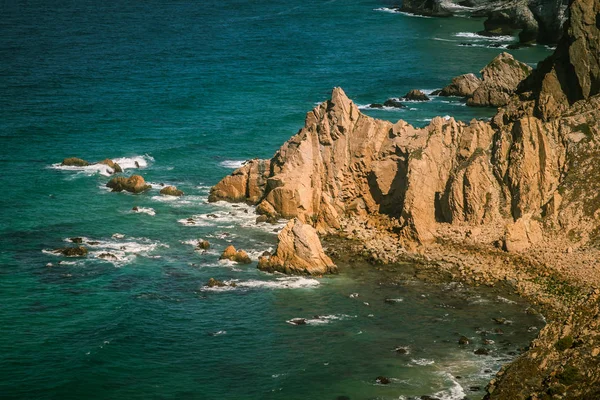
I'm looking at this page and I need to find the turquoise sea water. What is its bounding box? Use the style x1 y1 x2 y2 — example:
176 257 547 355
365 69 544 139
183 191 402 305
1 1 551 399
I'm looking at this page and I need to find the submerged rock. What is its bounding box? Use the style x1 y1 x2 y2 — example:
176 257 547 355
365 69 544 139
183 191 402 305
375 376 390 384
159 186 184 196
106 175 151 194
56 246 88 257
257 218 337 275
61 157 89 167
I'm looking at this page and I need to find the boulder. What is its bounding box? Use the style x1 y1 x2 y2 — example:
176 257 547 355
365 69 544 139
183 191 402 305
69 237 83 244
56 246 88 257
61 157 89 167
369 103 384 108
97 158 122 173
503 214 543 252
257 218 337 275
159 186 184 196
458 336 470 345
98 252 118 261
375 376 390 384
219 245 252 264
439 74 482 97
106 175 151 193
404 89 430 101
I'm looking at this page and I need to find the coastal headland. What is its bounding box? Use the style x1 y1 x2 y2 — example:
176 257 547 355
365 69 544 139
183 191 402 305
209 0 600 397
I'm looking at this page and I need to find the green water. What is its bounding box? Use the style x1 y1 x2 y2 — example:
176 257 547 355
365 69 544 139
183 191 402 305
0 0 550 398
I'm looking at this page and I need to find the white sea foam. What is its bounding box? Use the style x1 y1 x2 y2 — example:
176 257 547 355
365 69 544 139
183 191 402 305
50 163 115 177
412 358 435 366
236 276 321 290
496 296 517 304
432 373 467 400
386 298 404 303
219 160 247 169
357 104 406 112
111 154 153 170
374 7 433 18
132 207 155 216
49 154 152 177
455 32 514 42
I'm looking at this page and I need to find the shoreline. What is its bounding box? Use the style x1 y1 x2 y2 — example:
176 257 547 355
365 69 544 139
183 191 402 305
324 214 599 399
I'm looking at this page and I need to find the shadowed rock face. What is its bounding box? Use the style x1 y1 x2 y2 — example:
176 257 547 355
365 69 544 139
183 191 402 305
400 0 569 44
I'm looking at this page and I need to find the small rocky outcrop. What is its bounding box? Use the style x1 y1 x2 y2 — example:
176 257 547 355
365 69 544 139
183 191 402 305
159 186 184 196
467 53 532 107
196 240 210 250
219 245 252 264
61 157 89 167
55 246 88 257
257 218 337 275
383 99 405 108
439 73 482 97
375 376 390 385
205 278 236 288
106 175 151 193
98 158 123 173
403 89 430 101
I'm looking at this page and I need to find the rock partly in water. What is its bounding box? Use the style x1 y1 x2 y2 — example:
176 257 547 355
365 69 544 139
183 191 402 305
56 246 88 257
467 52 533 107
219 245 252 264
205 278 236 288
257 218 337 275
196 240 210 250
375 376 391 385
61 157 90 167
404 89 430 101
106 175 151 193
159 186 184 196
383 99 406 108
97 158 123 173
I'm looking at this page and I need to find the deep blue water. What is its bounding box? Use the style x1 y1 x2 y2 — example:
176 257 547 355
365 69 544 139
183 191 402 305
1 1 550 399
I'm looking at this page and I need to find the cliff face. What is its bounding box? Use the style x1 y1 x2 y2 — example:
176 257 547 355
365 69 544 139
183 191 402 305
400 0 569 44
210 0 599 252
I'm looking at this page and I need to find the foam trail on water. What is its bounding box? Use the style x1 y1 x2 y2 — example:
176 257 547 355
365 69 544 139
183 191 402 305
219 160 246 169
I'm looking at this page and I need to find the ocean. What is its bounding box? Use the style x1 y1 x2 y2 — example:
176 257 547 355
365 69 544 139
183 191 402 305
0 0 551 399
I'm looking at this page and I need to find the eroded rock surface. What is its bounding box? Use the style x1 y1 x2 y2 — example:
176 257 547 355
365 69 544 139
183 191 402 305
106 175 151 193
258 218 337 275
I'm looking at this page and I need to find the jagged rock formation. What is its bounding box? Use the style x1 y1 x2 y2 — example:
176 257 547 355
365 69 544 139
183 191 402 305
257 218 337 275
400 0 569 44
439 52 532 107
468 52 533 106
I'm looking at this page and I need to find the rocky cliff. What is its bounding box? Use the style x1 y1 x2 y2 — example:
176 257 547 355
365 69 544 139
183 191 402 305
210 0 600 396
400 0 569 44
